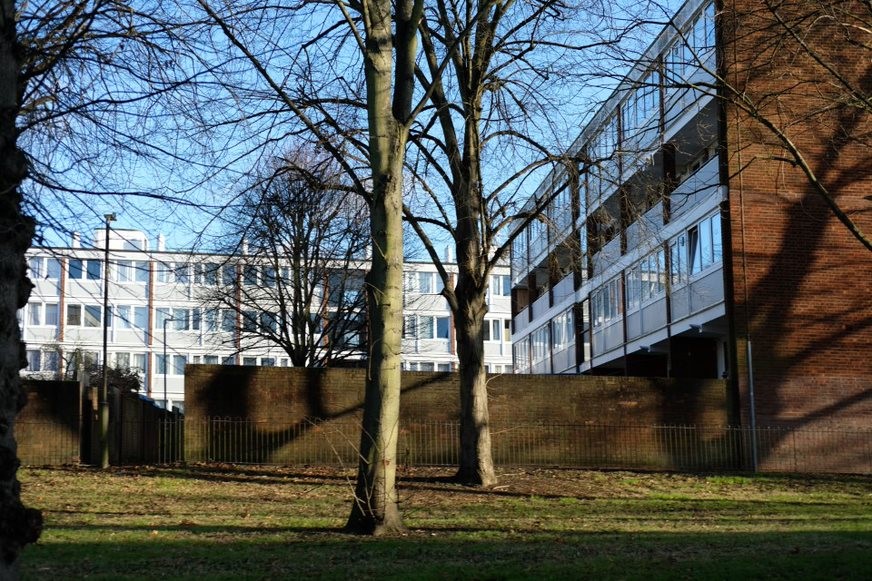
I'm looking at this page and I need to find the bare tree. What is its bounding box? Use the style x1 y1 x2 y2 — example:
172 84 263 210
194 0 427 534
198 149 370 367
402 0 644 486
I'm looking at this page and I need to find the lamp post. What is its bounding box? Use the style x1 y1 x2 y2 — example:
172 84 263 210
162 316 176 410
100 213 116 469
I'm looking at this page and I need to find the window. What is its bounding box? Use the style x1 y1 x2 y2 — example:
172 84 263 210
115 305 132 329
261 357 276 367
155 307 171 329
532 325 550 364
27 303 41 326
156 263 173 284
552 309 575 352
483 319 503 342
260 312 277 334
132 353 147 373
28 257 43 279
174 309 190 331
26 350 41 371
45 304 59 326
403 315 417 339
490 274 511 297
43 351 59 372
437 363 451 372
592 277 622 328
173 355 186 375
116 352 130 370
222 264 237 286
192 309 201 331
513 336 531 373
134 306 149 330
222 356 235 365
263 266 277 288
197 263 220 285
67 304 81 326
84 305 102 327
46 258 61 279
221 310 236 332
156 354 168 375
404 315 450 339
627 249 667 309
243 265 258 286
689 213 721 276
242 310 258 332
116 260 134 283
242 357 257 366
204 355 219 365
670 234 688 286
69 258 102 280
418 362 435 372
175 263 190 285
204 309 218 332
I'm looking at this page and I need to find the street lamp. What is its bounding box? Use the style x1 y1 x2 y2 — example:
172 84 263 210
162 316 176 410
100 213 116 469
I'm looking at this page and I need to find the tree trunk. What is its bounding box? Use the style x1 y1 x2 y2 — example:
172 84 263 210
345 0 416 535
453 286 497 487
0 0 43 574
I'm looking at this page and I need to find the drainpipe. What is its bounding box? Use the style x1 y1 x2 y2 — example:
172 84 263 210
746 338 758 472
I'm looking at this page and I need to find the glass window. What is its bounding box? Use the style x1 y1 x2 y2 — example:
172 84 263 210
69 259 83 279
175 263 190 285
204 355 219 364
115 305 131 329
242 310 257 332
43 351 59 372
46 258 61 279
222 265 237 286
242 357 257 366
261 357 276 367
156 263 173 284
263 267 276 288
204 309 218 332
117 260 133 283
419 316 434 339
243 265 258 286
418 362 435 372
45 303 59 326
135 261 148 283
204 263 219 285
437 363 451 372
155 307 171 330
26 350 41 371
134 306 149 330
172 355 186 375
260 312 277 334
28 257 42 279
222 356 235 365
84 305 102 327
132 353 147 373
221 310 236 332
174 309 190 331
27 303 41 326
435 317 450 339
192 309 201 331
86 260 102 280
403 315 417 339
116 352 130 370
156 354 168 375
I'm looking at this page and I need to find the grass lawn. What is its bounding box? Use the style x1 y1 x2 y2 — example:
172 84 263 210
18 465 872 580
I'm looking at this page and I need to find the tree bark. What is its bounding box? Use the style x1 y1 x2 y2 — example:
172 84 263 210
345 0 419 535
0 0 43 575
453 287 497 487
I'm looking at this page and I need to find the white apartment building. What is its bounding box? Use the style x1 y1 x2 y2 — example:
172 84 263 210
22 229 512 411
510 0 728 378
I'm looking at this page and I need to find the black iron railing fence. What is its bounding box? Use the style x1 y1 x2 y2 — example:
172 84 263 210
18 417 872 474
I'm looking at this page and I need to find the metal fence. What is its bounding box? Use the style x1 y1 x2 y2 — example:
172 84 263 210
17 417 872 474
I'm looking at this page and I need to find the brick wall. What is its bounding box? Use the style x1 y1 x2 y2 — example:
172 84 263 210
184 365 731 468
17 380 81 465
721 0 872 458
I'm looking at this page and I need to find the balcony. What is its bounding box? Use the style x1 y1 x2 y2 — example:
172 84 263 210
669 156 720 221
625 202 664 255
552 274 575 308
531 291 551 321
591 236 621 278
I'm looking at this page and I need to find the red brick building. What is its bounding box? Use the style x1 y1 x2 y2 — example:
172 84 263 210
509 0 871 469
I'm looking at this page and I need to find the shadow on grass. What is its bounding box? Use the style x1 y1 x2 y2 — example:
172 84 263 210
21 531 872 580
